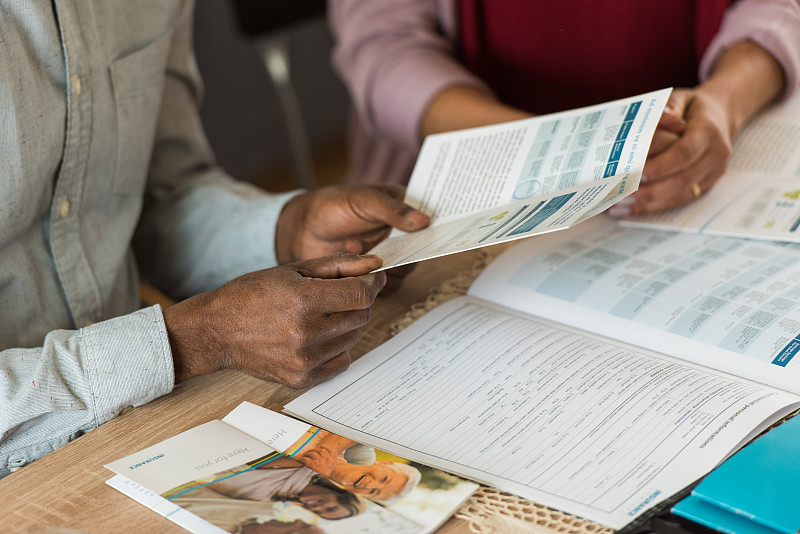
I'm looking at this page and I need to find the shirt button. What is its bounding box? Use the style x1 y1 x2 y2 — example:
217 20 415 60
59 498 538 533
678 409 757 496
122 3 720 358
9 456 28 472
74 76 82 95
59 199 71 218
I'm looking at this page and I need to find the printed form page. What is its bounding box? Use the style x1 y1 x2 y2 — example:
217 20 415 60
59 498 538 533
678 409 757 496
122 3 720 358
623 93 800 240
368 89 671 269
286 297 800 529
470 217 800 394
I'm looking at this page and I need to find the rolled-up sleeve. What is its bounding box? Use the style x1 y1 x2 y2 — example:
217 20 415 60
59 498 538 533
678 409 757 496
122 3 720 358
329 0 489 149
0 305 173 476
700 0 800 99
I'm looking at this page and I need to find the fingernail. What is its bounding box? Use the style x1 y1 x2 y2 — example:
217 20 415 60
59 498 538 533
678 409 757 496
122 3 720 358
640 174 648 183
608 205 630 218
664 105 675 115
404 211 428 227
609 196 635 218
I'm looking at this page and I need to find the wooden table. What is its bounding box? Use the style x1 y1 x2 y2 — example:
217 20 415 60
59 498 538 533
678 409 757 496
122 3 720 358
1 247 505 534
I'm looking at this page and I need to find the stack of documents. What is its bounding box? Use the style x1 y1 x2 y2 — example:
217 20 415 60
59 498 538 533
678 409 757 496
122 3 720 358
672 415 800 534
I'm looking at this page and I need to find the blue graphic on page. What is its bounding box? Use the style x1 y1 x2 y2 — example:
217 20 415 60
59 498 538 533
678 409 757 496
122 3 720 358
508 194 575 236
479 204 532 243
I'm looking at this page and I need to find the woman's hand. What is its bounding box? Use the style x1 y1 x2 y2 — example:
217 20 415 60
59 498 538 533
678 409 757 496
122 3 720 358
609 40 785 218
610 88 732 216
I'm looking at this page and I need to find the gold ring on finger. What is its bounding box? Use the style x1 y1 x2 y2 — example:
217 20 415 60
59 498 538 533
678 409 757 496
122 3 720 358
691 183 702 198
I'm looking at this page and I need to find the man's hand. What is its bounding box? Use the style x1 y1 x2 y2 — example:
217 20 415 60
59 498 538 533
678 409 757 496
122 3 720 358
275 184 429 264
163 253 386 389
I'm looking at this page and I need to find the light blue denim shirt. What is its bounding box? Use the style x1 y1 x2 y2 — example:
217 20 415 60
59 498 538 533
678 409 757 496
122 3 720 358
0 0 297 476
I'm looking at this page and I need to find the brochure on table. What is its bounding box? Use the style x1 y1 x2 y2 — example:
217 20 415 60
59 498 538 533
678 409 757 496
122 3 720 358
286 217 800 530
370 88 672 270
105 403 477 534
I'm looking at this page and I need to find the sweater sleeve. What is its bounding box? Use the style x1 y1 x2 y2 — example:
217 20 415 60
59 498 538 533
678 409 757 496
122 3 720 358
329 0 491 149
700 0 800 100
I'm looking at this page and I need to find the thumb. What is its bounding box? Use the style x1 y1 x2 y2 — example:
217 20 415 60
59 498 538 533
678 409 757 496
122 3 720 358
353 186 430 233
291 252 384 279
659 91 690 134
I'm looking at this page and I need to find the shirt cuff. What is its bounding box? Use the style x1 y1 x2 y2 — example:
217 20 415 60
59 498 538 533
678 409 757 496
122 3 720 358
79 304 174 425
168 185 303 297
136 171 304 298
0 305 176 476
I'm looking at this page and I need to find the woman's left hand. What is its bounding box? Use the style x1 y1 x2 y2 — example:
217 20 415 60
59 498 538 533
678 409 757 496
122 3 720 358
609 88 733 217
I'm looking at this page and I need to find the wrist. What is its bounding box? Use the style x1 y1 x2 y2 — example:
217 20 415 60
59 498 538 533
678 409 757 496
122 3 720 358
701 40 785 136
694 83 737 138
275 194 307 264
163 293 219 382
421 86 531 138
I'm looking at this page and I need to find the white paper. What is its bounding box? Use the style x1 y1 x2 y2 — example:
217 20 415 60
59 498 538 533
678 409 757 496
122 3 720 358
623 93 800 240
285 297 800 529
106 475 226 534
105 421 274 495
371 178 617 269
370 89 672 269
106 421 423 534
470 217 800 394
223 401 313 453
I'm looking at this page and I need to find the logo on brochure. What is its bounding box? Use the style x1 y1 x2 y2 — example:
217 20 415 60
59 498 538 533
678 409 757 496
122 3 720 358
627 490 662 516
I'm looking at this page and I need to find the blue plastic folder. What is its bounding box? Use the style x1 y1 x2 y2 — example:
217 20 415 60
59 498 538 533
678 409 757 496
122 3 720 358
672 415 800 534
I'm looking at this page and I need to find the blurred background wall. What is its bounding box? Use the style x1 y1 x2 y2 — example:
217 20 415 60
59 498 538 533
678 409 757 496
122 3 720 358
193 0 350 191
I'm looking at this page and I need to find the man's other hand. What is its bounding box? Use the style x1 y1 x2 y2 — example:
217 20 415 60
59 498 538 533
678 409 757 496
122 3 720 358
276 185 429 264
163 253 386 388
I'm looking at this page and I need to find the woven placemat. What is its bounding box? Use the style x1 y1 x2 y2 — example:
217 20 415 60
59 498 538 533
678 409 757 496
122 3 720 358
388 249 613 534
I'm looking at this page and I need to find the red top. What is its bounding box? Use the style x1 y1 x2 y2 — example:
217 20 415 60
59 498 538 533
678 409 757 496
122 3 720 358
458 0 733 113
